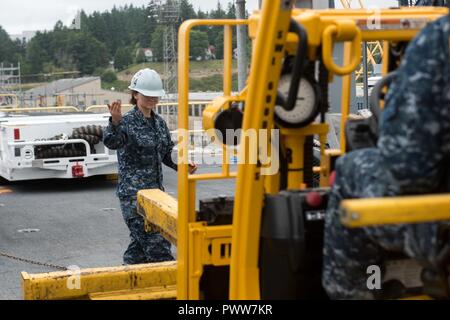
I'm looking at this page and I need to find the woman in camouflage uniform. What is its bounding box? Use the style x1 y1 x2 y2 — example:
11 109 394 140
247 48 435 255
104 68 197 264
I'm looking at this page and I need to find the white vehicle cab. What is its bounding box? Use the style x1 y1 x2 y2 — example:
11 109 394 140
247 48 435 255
0 111 118 181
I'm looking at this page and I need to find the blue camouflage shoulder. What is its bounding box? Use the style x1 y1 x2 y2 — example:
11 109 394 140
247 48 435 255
377 16 450 193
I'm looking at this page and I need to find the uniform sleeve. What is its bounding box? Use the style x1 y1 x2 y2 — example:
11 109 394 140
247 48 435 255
378 19 447 193
103 117 128 150
161 120 177 171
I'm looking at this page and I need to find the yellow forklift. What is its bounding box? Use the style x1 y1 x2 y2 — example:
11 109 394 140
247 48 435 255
21 2 449 300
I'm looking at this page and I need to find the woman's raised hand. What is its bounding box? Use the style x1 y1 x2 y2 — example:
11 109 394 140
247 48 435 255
108 101 122 125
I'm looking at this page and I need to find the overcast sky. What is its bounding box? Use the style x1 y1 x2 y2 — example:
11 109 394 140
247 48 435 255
1 0 398 35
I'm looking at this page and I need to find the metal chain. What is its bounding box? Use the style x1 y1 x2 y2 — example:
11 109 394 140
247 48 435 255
0 251 68 271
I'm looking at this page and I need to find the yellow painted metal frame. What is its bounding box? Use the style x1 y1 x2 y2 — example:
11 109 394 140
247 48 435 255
137 189 178 245
188 223 232 299
248 7 448 154
340 194 450 228
229 0 295 300
178 18 247 300
202 93 246 143
320 149 342 188
249 8 449 56
22 262 177 300
229 4 448 299
321 21 362 75
88 285 177 300
281 124 329 190
137 190 234 301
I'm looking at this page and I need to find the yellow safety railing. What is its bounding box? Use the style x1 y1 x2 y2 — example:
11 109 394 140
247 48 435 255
340 194 450 228
85 104 134 113
85 101 210 112
0 102 212 117
0 106 80 113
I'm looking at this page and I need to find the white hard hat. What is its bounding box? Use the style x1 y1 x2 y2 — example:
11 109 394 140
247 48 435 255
128 68 165 97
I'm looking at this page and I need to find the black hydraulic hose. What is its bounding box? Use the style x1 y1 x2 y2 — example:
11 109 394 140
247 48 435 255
282 20 309 112
318 58 330 123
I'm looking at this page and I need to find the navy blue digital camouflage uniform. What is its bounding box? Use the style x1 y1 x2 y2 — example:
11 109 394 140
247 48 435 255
322 16 450 299
103 106 177 264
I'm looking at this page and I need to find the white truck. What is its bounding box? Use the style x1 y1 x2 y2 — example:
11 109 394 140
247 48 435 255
0 111 118 181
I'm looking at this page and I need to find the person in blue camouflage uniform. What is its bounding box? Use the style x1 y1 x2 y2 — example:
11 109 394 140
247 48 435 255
104 68 197 264
322 12 450 299
415 0 447 6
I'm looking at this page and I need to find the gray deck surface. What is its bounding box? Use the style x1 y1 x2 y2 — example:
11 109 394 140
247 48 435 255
0 164 236 299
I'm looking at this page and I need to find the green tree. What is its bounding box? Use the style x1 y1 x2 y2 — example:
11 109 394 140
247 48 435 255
136 48 147 64
226 2 236 19
226 2 238 52
25 32 51 74
180 0 197 23
42 62 63 74
53 20 64 32
0 25 21 64
101 70 118 83
197 9 207 19
190 30 209 60
11 4 187 79
210 1 227 19
150 25 165 62
135 5 154 48
204 2 228 50
67 32 109 74
214 30 224 60
84 11 110 50
114 47 133 70
54 49 77 71
196 9 209 34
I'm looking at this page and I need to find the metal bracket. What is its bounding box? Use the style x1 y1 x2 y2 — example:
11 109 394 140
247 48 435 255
188 222 232 299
